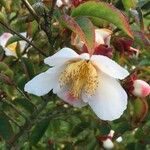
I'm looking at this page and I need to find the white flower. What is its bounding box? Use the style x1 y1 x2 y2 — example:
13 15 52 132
0 32 27 57
24 47 129 121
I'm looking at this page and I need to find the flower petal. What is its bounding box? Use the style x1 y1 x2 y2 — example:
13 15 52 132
44 47 79 66
4 47 17 57
91 55 129 79
83 73 127 121
0 33 12 47
24 67 59 96
95 28 112 46
56 86 87 108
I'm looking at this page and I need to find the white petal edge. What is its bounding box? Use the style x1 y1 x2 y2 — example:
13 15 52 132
82 72 127 121
0 33 12 47
91 55 129 79
4 47 17 57
24 67 59 96
44 47 79 66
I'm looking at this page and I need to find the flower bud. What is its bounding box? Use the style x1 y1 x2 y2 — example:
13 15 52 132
103 139 114 150
97 130 115 150
132 80 150 97
113 37 139 56
71 0 83 7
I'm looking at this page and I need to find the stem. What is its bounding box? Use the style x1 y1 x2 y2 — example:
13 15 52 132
15 85 37 110
0 20 47 57
21 0 39 22
3 112 22 129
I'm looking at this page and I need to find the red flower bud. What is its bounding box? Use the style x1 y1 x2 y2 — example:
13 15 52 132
113 37 139 56
124 74 150 98
71 0 84 7
132 80 150 97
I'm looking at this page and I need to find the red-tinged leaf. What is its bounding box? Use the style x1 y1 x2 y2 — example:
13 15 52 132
132 98 148 124
71 1 133 38
62 15 95 55
134 31 150 49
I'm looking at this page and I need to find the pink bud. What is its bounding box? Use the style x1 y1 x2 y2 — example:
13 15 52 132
97 130 115 149
132 80 150 97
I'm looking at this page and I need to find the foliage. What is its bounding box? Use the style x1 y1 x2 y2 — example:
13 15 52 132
0 0 149 149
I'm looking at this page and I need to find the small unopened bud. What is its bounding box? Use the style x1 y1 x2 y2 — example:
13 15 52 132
132 80 150 97
103 139 114 150
116 136 123 143
108 130 115 138
97 130 115 150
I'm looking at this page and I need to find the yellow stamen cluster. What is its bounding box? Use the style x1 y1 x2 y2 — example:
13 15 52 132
59 60 99 99
6 43 17 52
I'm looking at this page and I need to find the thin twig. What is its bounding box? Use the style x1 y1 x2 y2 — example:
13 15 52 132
3 112 22 129
15 85 37 110
0 20 47 57
22 0 39 22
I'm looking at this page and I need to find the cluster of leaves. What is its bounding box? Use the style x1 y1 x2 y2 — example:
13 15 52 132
0 0 149 149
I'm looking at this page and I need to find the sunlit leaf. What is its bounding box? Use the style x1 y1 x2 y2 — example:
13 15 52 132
71 1 133 38
122 0 137 11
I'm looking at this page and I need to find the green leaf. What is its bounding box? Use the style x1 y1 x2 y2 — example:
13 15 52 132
99 123 111 135
122 0 137 11
132 98 148 124
21 58 35 79
0 62 9 71
71 122 89 137
75 17 95 54
5 35 22 47
112 121 131 134
30 119 50 145
0 113 14 140
46 119 71 139
62 15 95 55
14 98 35 114
71 1 133 38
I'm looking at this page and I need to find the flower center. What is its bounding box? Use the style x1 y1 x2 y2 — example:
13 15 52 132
6 43 17 52
59 60 99 99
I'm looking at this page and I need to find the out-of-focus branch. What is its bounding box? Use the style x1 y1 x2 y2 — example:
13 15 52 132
2 99 28 120
22 0 39 22
0 20 47 57
3 112 22 129
6 98 50 149
21 0 56 51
